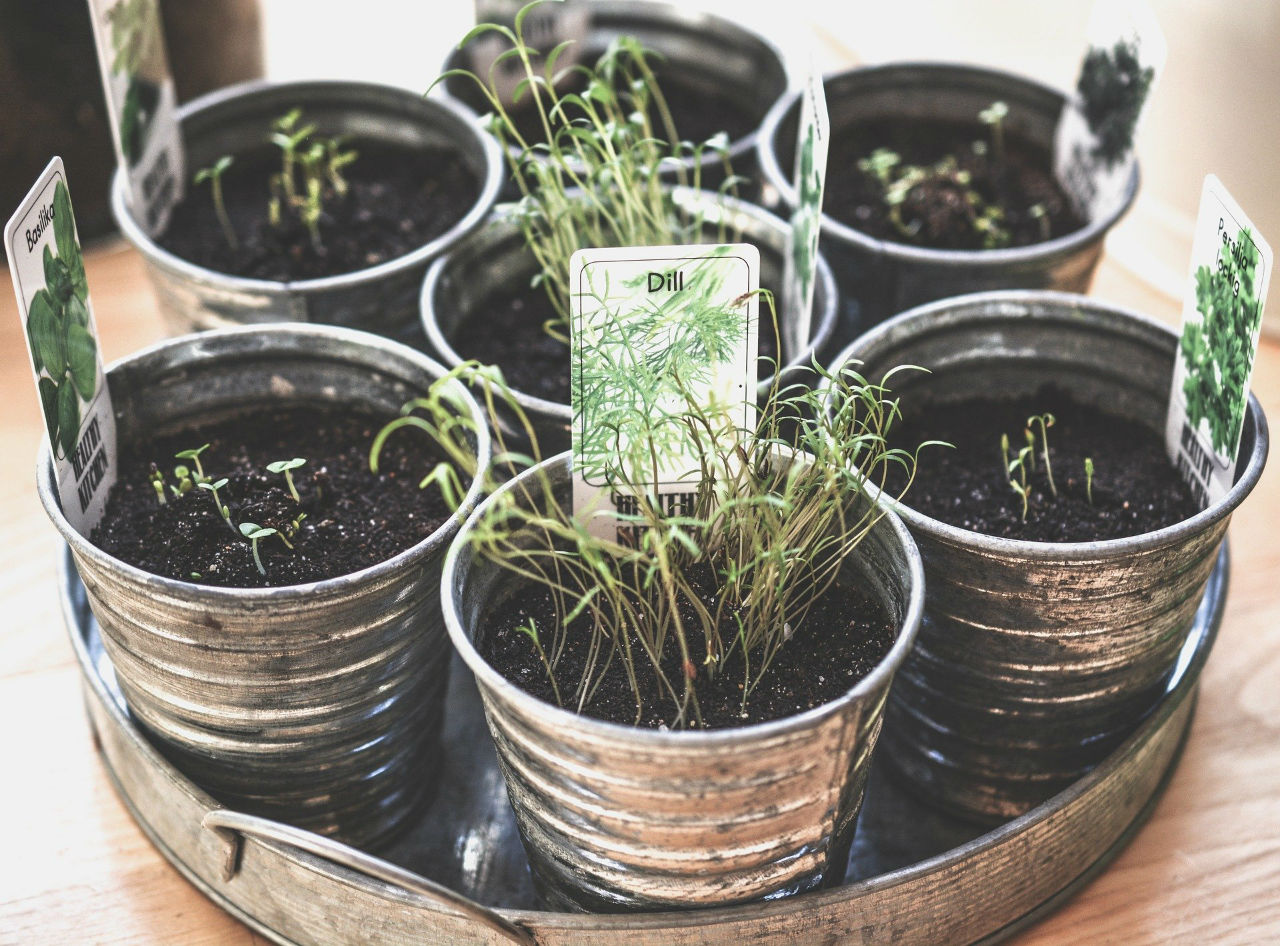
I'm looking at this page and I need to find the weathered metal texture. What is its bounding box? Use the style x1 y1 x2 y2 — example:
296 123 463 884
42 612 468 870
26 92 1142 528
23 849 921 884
112 79 503 344
421 187 839 454
827 290 1269 821
438 0 790 200
440 453 924 911
756 63 1139 338
63 534 1227 944
38 324 492 848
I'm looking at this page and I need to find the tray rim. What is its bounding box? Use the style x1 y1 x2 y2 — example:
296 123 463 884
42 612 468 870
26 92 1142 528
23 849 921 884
62 542 1229 944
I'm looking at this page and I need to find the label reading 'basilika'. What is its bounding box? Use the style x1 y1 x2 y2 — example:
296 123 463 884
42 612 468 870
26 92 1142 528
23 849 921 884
1054 0 1166 220
570 244 759 543
6 159 117 534
86 0 185 235
1164 175 1271 510
781 58 830 364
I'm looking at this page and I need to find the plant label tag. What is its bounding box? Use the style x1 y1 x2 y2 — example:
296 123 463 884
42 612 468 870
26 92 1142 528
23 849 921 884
781 60 829 366
471 0 590 109
86 0 185 236
1054 0 1166 220
1165 175 1271 510
6 159 118 535
570 244 759 543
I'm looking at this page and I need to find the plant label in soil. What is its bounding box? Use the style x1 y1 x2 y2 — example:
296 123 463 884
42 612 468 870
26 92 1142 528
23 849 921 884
1054 0 1165 220
470 0 590 108
570 243 759 542
6 159 118 534
1166 175 1271 509
782 59 829 361
86 0 185 235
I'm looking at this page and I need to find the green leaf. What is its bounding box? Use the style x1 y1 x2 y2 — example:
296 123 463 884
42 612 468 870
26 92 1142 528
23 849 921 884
65 293 89 328
67 249 88 303
53 180 77 265
43 245 72 303
38 376 59 447
57 376 80 460
66 320 97 401
27 289 64 378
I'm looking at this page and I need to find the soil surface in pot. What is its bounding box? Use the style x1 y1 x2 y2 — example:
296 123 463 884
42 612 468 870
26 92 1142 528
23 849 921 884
158 142 479 281
824 117 1085 250
885 386 1200 541
91 407 453 587
496 70 758 157
481 570 895 729
451 285 788 404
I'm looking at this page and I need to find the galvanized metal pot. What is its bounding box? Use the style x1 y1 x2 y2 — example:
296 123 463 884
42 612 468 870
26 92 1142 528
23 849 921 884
826 290 1268 822
441 453 924 911
757 64 1139 338
439 0 789 199
37 324 492 848
112 80 503 342
421 187 838 454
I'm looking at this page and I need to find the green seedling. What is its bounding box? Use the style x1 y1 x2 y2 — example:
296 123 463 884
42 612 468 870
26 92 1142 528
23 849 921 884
193 155 237 250
266 458 306 504
857 148 901 187
516 617 561 706
978 100 1009 161
238 522 279 576
174 444 210 484
1084 456 1095 506
149 465 166 506
197 477 236 534
1028 202 1050 242
170 463 194 498
1027 413 1057 497
1001 432 1031 521
265 108 358 251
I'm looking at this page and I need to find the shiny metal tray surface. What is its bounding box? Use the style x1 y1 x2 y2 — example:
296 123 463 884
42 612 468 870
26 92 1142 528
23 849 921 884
63 545 1228 945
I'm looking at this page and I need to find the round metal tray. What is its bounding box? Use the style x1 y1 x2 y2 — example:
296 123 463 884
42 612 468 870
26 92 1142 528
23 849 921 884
61 544 1228 945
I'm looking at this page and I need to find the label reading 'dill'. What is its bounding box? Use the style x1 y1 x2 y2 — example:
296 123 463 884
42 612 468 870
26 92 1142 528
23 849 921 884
86 0 185 235
1165 175 1271 510
1054 0 1166 220
6 159 117 534
570 244 759 543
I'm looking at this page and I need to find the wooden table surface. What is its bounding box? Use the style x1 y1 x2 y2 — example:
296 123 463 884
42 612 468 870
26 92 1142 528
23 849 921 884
1 205 1278 944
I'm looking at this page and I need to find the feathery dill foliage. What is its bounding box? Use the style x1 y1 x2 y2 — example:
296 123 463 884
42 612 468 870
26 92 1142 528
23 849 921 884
435 0 740 337
381 322 932 730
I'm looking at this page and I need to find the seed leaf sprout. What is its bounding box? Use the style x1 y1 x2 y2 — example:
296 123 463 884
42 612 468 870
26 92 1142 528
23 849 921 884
1084 456 1095 506
197 477 236 534
1028 413 1057 497
239 522 279 576
266 458 306 504
193 155 237 250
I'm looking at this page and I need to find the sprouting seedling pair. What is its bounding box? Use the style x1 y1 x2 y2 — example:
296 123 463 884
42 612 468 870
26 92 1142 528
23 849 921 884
193 156 237 250
977 100 1009 162
999 413 1056 521
239 522 294 576
266 108 360 251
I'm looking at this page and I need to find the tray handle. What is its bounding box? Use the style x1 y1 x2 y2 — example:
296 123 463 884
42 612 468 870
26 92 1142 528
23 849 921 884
202 809 537 946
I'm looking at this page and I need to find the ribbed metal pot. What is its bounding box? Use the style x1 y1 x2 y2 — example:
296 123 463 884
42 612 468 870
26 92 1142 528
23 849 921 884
757 63 1139 338
826 290 1269 822
421 187 838 454
441 453 924 911
439 0 789 199
111 79 503 343
36 324 492 848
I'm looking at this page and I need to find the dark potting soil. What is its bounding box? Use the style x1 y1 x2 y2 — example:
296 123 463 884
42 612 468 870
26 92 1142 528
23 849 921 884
498 70 758 154
157 142 479 282
824 117 1085 250
886 387 1201 542
91 407 453 588
482 571 896 729
451 285 786 404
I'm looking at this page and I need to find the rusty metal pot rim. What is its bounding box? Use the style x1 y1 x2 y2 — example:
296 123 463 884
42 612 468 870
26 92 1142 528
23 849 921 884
824 288 1269 559
756 61 1140 265
110 78 504 294
419 185 839 421
440 450 925 748
37 323 492 603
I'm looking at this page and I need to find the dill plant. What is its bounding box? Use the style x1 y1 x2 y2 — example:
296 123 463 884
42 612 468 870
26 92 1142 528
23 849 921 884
435 0 740 338
382 319 933 729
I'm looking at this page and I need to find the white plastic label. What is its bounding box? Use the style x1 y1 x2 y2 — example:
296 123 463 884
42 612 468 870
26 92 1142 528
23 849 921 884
86 0 185 235
570 244 759 542
781 61 829 366
6 159 117 534
1054 0 1166 219
1165 175 1271 509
